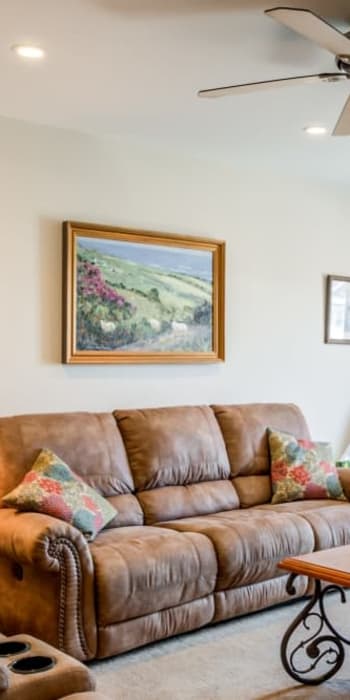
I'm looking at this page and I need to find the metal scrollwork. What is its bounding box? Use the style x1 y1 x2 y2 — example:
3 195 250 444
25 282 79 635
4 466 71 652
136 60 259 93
281 578 347 685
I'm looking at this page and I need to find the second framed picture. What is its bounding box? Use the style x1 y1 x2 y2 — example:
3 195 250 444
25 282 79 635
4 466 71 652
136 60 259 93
62 222 225 364
325 274 350 344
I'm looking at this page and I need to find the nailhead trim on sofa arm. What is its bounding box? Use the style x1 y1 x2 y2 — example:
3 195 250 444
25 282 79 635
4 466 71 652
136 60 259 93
0 509 97 660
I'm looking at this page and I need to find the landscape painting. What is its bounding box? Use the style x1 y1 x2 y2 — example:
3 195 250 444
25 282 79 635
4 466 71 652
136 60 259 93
62 223 225 364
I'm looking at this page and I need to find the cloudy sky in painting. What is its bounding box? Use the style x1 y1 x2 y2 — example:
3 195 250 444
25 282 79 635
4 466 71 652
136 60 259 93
78 236 213 282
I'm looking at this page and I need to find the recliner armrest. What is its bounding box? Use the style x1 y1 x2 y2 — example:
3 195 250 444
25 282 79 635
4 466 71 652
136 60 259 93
0 508 93 574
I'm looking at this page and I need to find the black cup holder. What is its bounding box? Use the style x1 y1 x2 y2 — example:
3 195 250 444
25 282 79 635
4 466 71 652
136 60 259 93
0 641 31 657
9 655 56 674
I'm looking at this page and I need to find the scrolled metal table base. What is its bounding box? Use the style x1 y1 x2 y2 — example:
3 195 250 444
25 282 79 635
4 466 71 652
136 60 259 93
281 575 349 685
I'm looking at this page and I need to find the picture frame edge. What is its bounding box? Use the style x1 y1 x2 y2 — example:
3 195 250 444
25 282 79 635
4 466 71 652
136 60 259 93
325 273 350 345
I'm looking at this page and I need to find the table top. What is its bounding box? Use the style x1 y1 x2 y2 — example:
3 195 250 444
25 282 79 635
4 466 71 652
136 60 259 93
279 545 350 587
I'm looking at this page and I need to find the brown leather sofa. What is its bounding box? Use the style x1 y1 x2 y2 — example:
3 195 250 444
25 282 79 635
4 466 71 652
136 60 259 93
1 403 350 662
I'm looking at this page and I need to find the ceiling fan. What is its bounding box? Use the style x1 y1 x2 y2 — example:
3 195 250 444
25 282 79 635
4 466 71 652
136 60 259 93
198 7 350 136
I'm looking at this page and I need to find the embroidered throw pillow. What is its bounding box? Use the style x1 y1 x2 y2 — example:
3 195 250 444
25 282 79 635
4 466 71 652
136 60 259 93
2 449 117 541
268 429 347 505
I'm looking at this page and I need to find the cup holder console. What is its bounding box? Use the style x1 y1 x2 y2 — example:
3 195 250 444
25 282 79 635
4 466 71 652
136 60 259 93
9 655 56 675
0 641 31 657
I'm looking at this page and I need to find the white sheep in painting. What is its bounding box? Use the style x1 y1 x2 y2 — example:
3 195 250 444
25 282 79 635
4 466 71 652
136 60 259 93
149 318 161 332
100 320 116 334
171 321 187 333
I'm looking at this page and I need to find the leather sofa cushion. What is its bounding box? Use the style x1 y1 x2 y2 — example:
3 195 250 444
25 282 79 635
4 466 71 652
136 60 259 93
114 406 231 490
0 413 142 527
214 574 309 623
114 405 238 523
137 480 238 524
233 475 272 508
90 526 217 625
212 403 310 507
212 403 310 478
262 500 350 550
158 509 314 590
256 501 350 550
294 504 350 550
97 597 214 659
0 412 131 496
105 493 143 527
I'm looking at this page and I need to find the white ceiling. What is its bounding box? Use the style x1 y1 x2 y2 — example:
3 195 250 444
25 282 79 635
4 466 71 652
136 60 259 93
1 0 350 179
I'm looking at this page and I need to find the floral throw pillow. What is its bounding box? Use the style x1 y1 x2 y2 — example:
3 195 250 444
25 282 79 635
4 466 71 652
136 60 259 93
2 449 117 541
268 429 347 505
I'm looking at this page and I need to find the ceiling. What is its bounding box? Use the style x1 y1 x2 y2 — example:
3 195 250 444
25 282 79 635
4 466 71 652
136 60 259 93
1 0 350 179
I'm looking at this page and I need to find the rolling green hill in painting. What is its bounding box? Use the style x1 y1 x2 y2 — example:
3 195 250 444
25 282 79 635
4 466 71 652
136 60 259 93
77 244 213 352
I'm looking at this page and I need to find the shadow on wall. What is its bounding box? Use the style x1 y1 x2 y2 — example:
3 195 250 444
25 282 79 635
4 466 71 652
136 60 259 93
91 0 350 21
38 217 62 365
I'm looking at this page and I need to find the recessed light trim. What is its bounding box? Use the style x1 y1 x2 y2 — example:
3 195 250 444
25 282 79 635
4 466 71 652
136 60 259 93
304 125 328 136
12 45 45 59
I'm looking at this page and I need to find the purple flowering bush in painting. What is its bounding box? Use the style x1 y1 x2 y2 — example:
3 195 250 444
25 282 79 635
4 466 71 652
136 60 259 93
77 259 136 349
78 261 125 304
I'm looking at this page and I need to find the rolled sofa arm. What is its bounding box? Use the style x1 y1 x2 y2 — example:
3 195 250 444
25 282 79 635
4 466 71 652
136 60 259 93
0 508 93 573
337 468 350 501
0 508 96 661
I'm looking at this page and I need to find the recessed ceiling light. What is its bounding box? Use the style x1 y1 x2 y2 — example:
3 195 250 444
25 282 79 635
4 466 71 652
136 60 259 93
304 125 328 136
12 45 45 59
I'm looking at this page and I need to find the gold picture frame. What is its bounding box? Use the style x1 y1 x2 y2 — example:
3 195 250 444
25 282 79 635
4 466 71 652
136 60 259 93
62 221 225 364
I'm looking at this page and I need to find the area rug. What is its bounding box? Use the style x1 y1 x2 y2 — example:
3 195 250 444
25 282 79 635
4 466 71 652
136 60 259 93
91 596 350 699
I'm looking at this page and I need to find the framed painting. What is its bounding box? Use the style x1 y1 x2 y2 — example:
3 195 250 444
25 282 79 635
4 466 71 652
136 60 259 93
325 274 350 344
62 221 225 364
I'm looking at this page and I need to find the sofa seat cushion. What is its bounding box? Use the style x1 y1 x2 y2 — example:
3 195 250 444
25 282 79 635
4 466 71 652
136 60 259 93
158 509 314 591
256 501 350 550
297 505 350 550
90 526 217 625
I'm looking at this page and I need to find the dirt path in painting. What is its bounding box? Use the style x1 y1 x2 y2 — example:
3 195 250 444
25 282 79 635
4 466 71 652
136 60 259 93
116 324 211 352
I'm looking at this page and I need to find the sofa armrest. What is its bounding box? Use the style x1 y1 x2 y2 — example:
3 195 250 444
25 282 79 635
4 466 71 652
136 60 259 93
0 508 96 660
337 468 350 501
0 508 93 574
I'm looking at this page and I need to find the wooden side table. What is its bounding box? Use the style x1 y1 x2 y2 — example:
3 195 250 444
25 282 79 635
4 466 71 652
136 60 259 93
279 546 350 686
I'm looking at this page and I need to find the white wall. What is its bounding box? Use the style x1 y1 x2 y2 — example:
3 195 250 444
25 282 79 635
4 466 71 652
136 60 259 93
1 116 350 455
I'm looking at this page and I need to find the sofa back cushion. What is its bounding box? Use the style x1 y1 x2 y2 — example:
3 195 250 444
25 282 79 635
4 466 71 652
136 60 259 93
212 403 310 507
0 412 143 526
114 405 239 523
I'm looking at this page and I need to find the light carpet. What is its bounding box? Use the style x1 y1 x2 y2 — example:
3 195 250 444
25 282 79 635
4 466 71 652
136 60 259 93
91 596 350 699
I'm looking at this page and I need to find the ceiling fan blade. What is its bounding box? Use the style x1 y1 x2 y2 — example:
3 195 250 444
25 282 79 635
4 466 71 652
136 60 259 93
265 7 350 57
333 95 350 135
198 73 347 98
